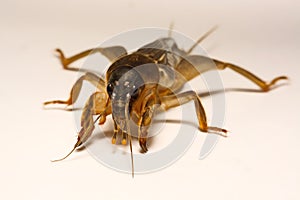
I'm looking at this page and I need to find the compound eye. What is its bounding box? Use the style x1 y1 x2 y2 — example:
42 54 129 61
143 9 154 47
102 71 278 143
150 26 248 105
106 83 114 97
131 87 139 99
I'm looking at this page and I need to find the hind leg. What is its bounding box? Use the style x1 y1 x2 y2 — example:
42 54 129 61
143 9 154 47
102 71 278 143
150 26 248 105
213 60 288 91
176 55 288 91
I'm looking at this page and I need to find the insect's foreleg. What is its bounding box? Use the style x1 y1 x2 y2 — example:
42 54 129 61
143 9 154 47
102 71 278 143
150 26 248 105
44 72 105 108
213 60 288 91
137 89 160 153
138 104 156 153
160 91 227 136
52 92 109 162
56 46 127 71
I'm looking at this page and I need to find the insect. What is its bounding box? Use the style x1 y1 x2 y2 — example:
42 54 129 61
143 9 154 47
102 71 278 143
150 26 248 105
44 27 287 176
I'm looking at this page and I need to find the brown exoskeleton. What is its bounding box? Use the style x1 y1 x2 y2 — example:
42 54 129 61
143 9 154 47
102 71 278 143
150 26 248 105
44 27 287 176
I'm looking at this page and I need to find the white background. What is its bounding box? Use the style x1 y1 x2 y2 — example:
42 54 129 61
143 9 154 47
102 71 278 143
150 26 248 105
1 0 299 199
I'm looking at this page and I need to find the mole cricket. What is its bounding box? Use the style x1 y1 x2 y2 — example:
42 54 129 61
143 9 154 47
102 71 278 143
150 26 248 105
44 26 288 176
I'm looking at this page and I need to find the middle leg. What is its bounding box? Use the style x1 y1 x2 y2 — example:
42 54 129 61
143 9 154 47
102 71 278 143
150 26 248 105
160 91 227 135
44 72 106 108
56 46 127 71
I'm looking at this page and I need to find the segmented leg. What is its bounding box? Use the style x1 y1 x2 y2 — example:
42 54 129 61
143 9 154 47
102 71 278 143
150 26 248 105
129 87 160 153
176 55 288 91
56 46 127 71
138 104 157 153
213 60 288 91
160 91 227 136
44 72 105 107
52 91 109 162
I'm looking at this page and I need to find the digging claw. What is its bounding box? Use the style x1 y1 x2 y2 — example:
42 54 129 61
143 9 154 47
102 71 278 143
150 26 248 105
139 138 148 153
